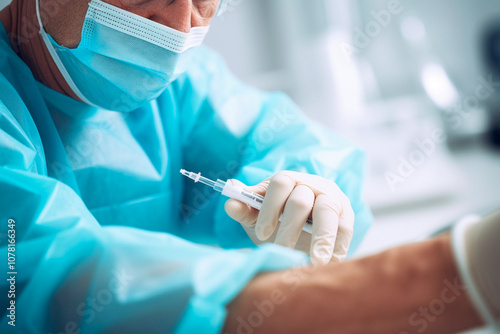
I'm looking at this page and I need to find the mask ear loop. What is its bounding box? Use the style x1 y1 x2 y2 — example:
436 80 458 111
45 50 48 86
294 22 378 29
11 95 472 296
35 0 99 108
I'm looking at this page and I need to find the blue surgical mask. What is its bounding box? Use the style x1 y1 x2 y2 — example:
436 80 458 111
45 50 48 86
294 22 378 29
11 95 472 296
36 0 209 112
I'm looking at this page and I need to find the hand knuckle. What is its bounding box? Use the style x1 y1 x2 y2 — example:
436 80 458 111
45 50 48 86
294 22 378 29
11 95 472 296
316 197 341 215
271 172 294 188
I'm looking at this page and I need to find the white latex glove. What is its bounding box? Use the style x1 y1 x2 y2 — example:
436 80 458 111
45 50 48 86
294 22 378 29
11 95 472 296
224 171 355 265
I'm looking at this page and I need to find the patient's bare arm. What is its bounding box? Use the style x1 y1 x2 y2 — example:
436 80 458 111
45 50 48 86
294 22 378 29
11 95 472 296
224 235 482 334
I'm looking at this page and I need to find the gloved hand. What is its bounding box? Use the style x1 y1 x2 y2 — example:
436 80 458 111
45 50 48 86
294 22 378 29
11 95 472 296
224 171 355 265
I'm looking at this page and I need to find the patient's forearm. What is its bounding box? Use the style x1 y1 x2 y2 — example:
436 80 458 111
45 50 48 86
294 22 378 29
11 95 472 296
224 235 482 334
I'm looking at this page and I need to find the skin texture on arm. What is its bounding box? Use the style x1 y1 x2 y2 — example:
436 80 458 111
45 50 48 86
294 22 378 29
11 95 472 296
224 235 483 334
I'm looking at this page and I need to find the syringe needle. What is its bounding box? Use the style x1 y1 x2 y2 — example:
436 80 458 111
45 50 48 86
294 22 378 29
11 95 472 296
179 169 217 188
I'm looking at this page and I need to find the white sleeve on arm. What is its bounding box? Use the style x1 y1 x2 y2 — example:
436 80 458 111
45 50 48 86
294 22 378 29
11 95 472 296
451 210 500 330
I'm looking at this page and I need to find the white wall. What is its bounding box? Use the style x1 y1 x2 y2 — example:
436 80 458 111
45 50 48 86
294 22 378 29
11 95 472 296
355 0 500 99
205 0 500 121
205 0 356 125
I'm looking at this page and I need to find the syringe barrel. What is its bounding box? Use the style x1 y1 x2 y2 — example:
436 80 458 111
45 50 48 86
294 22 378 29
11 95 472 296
221 181 264 210
214 179 226 193
221 181 312 233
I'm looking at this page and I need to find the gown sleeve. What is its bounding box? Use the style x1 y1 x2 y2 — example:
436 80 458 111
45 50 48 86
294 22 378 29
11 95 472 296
0 74 308 334
177 46 373 253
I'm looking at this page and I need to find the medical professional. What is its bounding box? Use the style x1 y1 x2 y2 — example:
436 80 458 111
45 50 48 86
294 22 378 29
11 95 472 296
0 0 372 332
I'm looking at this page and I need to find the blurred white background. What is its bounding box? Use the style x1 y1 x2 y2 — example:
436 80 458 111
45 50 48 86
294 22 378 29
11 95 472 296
2 0 500 260
204 0 500 263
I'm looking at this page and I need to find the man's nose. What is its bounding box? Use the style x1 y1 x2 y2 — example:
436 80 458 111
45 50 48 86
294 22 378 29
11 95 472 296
147 1 207 33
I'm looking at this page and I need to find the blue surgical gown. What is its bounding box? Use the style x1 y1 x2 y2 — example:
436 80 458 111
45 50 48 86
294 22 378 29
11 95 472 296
0 23 372 333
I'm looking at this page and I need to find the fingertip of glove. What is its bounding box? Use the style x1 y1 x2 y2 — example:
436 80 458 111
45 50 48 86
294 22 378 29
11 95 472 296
225 199 244 217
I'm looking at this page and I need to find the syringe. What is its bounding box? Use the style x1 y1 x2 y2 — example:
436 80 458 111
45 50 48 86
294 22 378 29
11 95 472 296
180 169 313 234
